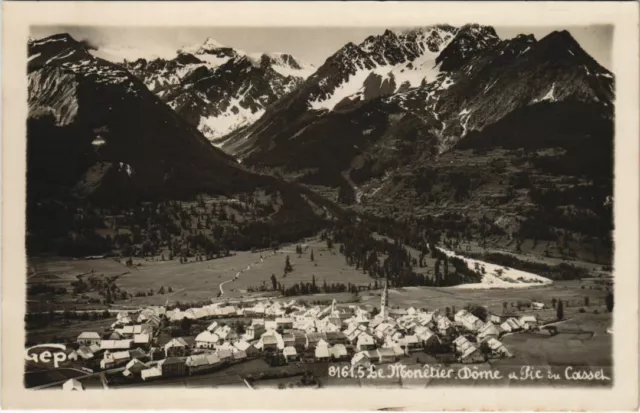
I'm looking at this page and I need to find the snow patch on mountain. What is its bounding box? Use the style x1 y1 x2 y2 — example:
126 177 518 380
439 248 553 289
309 64 386 111
199 105 265 140
533 82 557 103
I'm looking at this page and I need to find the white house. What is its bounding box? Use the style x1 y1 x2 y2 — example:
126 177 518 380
77 332 101 346
195 331 220 349
519 315 537 330
141 366 162 381
356 333 375 351
477 322 501 341
484 337 512 358
351 352 371 368
62 378 84 391
283 346 298 362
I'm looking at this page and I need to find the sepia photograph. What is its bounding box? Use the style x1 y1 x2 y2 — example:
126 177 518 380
3 1 639 411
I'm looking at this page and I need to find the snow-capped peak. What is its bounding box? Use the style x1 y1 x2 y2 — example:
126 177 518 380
179 37 226 55
199 37 226 51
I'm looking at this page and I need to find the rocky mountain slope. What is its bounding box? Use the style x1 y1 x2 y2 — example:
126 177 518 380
123 38 315 141
26 33 338 256
219 25 615 262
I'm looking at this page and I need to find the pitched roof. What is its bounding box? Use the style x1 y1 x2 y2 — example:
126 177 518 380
163 357 186 366
233 341 253 352
315 345 330 358
164 337 188 350
283 346 298 356
141 367 162 379
78 332 101 340
377 347 396 357
195 331 219 343
262 335 277 345
112 350 131 360
100 340 133 350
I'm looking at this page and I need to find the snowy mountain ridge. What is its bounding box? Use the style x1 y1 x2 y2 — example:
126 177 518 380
123 37 316 140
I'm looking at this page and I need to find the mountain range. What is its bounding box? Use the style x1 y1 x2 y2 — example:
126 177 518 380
27 25 615 261
123 38 315 142
26 33 336 255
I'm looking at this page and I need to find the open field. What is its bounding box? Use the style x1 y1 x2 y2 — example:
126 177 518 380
25 317 116 346
285 279 611 315
24 367 86 388
28 239 377 310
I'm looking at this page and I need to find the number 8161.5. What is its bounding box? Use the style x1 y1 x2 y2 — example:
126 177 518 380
328 365 369 379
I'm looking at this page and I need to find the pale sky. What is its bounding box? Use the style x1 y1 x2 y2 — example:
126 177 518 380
31 25 613 71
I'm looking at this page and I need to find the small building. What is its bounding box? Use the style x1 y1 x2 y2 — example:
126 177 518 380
100 340 133 351
217 349 233 363
292 330 307 350
454 336 484 363
519 315 537 330
356 334 375 352
283 333 295 348
195 331 220 349
275 317 294 330
454 310 485 332
109 331 123 341
315 344 330 361
164 338 189 357
488 314 503 324
330 344 348 360
77 332 102 347
129 348 148 362
399 335 421 352
324 331 348 345
262 334 278 352
484 338 512 358
505 317 523 331
351 352 371 368
233 340 258 357
453 336 474 354
134 333 151 348
123 358 147 377
161 357 187 377
460 345 485 364
206 321 219 332
416 329 440 349
376 347 397 364
62 378 84 391
499 321 513 333
305 332 323 349
141 366 162 381
437 317 456 336
531 302 545 310
265 320 278 331
186 353 221 374
245 323 266 341
283 346 298 362
76 346 94 360
101 350 131 369
233 350 247 361
477 322 501 341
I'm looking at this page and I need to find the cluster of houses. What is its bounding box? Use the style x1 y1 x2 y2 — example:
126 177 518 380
62 293 542 385
66 308 164 374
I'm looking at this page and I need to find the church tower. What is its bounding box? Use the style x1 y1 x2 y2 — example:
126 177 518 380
380 277 389 320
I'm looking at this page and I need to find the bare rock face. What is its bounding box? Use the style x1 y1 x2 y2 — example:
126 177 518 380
27 33 266 204
123 39 315 141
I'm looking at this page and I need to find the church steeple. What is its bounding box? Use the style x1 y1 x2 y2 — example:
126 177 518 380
380 277 389 320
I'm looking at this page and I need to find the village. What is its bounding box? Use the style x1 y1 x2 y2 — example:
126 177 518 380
27 279 561 391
